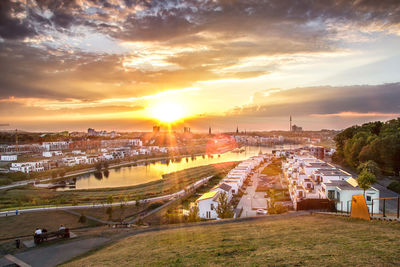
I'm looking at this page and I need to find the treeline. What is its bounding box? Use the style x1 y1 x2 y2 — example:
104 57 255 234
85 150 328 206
333 118 400 176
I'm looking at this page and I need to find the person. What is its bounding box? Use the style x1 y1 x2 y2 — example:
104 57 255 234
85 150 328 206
59 224 66 231
34 228 43 244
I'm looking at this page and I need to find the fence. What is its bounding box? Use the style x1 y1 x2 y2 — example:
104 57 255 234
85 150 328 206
335 196 400 219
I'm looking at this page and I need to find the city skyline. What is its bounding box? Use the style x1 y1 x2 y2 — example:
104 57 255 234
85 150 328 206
1 0 400 132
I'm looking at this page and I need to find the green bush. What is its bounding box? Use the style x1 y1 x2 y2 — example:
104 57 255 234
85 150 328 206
388 181 400 194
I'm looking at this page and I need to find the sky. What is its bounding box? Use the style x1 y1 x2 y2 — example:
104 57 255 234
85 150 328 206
1 0 400 132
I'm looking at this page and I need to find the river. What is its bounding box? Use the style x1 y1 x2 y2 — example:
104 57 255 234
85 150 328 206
60 145 301 190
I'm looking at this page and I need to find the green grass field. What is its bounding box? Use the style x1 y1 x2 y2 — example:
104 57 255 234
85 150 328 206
63 214 400 266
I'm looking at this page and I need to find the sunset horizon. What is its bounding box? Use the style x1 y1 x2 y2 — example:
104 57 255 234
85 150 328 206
1 0 400 132
1 2 400 266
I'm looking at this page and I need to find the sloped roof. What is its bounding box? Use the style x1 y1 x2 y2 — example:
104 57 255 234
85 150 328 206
196 190 219 202
218 183 232 192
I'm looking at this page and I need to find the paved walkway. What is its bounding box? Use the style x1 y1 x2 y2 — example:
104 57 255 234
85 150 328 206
237 162 269 217
0 237 109 267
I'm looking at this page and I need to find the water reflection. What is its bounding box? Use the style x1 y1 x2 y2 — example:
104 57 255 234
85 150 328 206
62 145 301 190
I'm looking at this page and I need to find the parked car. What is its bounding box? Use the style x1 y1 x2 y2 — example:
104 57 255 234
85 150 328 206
256 209 268 215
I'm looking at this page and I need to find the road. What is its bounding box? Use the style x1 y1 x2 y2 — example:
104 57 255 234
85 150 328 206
0 176 214 217
237 162 269 217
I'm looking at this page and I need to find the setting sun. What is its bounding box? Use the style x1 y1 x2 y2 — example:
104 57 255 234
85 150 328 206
150 102 186 123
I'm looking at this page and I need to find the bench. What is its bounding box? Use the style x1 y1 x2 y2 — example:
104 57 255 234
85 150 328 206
34 228 70 244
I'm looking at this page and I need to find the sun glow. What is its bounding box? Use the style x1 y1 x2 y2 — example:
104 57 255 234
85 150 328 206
150 102 186 123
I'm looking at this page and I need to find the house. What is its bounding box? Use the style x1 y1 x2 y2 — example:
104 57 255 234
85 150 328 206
10 161 47 173
0 155 17 161
322 177 380 213
196 190 220 219
210 183 233 202
42 151 62 157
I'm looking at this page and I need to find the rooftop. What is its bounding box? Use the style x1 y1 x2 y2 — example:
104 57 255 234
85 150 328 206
196 190 219 202
316 168 351 176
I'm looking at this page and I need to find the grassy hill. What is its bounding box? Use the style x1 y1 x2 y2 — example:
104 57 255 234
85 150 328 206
63 214 400 266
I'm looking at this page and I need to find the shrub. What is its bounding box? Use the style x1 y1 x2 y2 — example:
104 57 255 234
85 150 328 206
267 203 288 215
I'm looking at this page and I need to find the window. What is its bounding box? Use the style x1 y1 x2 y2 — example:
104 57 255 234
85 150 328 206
336 191 340 201
211 204 214 210
366 195 371 201
307 183 311 188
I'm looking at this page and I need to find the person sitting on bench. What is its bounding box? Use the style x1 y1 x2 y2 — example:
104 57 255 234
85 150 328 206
34 228 43 244
59 224 66 231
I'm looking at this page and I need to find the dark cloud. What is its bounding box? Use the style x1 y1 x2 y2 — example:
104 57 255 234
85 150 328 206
232 83 400 117
0 1 36 40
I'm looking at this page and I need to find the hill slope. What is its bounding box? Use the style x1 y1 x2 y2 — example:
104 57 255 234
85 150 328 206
63 214 400 266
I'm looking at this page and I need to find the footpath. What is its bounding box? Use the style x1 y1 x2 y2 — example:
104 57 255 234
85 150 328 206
0 211 312 267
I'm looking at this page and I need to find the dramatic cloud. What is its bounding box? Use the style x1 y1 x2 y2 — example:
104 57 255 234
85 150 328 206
0 0 399 131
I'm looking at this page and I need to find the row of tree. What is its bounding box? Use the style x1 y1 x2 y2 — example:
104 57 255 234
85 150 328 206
333 118 400 176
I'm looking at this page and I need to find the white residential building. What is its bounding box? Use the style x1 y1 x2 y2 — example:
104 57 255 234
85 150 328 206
42 141 69 151
0 155 17 161
42 151 62 157
321 178 380 214
10 161 47 173
197 190 220 219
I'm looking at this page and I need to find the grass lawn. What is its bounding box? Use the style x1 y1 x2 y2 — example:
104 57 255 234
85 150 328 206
63 214 400 266
0 210 95 240
261 160 282 176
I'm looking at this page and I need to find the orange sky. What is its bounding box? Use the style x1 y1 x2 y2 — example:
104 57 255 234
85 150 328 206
1 0 400 132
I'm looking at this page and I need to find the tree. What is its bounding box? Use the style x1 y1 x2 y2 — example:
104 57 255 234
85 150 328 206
105 195 114 220
357 160 380 176
216 192 233 219
188 205 200 222
357 170 377 197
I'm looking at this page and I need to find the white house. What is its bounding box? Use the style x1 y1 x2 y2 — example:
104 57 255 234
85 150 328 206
42 141 69 151
210 183 233 202
197 190 220 219
0 155 17 161
322 177 380 214
42 151 63 157
10 161 46 173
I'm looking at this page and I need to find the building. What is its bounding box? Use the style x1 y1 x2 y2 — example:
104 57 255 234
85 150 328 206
153 126 160 133
10 161 47 173
0 155 17 161
291 124 303 132
42 151 63 157
42 141 69 151
210 183 233 202
322 178 380 214
184 127 191 133
283 152 379 213
197 190 220 219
